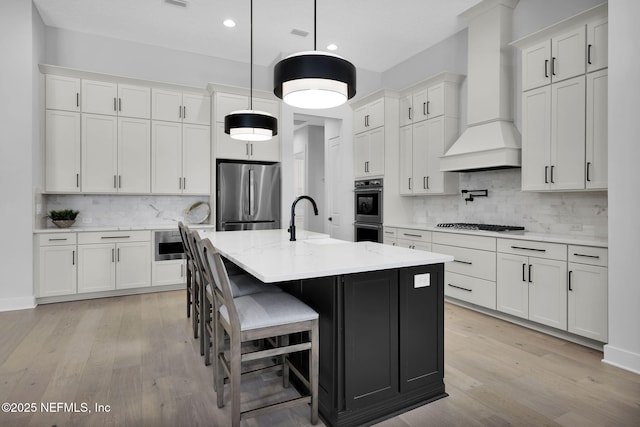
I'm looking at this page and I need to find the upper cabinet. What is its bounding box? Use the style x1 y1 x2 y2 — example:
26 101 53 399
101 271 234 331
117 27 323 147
213 91 280 162
45 75 80 112
353 97 385 134
514 4 608 192
152 88 210 125
82 80 151 119
399 80 459 127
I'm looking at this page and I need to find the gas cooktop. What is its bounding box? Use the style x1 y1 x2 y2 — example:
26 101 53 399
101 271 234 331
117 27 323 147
436 223 525 232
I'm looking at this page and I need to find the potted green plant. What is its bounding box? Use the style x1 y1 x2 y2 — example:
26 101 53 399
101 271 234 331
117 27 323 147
47 209 79 228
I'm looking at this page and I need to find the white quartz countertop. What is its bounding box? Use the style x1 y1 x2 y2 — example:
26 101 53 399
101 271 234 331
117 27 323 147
34 223 217 233
197 229 453 283
386 223 608 248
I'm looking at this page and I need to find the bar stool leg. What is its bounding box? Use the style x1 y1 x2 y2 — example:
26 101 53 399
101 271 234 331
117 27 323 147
215 317 225 407
230 334 242 427
310 321 319 425
282 334 290 388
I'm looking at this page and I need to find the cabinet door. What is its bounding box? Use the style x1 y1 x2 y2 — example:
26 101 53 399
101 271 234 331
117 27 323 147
45 110 81 192
528 258 567 330
426 83 444 119
497 253 529 319
182 93 211 125
45 75 80 112
78 244 116 293
399 125 413 195
82 114 118 193
367 98 385 130
116 242 151 289
252 98 280 119
118 84 150 119
249 137 281 162
215 122 250 160
82 79 118 116
425 118 445 193
411 121 429 195
522 40 551 91
118 117 150 193
152 88 182 122
38 246 77 297
587 18 608 72
182 124 211 194
399 95 413 127
522 86 551 191
568 263 607 342
151 121 182 193
353 132 370 178
399 265 444 393
413 89 429 122
367 127 385 176
586 69 608 190
551 26 586 83
215 93 248 122
152 260 186 286
344 270 398 409
551 76 585 190
353 105 368 134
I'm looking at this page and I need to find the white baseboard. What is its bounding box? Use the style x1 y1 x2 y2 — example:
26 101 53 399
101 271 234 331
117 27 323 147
0 296 37 312
603 344 640 375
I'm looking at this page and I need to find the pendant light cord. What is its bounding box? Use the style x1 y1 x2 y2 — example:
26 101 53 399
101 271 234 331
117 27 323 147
314 0 317 50
250 0 253 110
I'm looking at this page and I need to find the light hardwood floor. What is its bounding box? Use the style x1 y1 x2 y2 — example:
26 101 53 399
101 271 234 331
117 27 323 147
0 290 638 426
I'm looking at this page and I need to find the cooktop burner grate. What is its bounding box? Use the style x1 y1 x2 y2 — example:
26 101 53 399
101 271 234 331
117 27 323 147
436 223 525 232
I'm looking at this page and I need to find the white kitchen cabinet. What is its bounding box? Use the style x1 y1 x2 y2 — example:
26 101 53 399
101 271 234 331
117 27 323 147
521 26 585 91
399 117 459 195
81 115 150 193
586 18 608 72
394 228 432 251
82 80 150 119
353 97 384 134
382 227 397 246
497 239 568 330
399 76 461 127
354 127 384 178
521 75 585 191
568 245 608 342
152 88 210 125
586 69 608 190
151 121 210 194
45 110 81 193
45 75 80 112
152 259 186 286
77 231 151 293
37 233 77 297
214 92 281 161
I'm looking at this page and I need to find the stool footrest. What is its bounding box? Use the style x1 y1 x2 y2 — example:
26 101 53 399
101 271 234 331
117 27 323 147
241 395 311 420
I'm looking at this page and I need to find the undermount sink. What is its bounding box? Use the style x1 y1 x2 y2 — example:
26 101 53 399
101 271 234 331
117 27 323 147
303 238 350 245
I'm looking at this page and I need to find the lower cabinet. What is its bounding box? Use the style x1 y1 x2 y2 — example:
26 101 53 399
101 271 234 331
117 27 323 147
77 231 151 293
496 239 568 330
37 233 77 297
395 228 432 251
152 259 187 286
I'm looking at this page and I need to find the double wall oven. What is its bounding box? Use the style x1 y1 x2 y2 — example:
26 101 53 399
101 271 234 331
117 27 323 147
354 179 383 242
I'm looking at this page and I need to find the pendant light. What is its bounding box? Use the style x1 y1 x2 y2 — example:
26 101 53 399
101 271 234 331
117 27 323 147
273 0 356 109
225 0 277 141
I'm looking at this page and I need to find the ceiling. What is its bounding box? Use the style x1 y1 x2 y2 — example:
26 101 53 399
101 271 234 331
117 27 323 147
33 0 481 73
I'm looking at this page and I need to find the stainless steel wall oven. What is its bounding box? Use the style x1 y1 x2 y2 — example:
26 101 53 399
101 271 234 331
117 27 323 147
354 179 383 243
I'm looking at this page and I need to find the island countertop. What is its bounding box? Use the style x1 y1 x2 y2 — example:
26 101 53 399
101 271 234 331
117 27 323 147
197 229 453 283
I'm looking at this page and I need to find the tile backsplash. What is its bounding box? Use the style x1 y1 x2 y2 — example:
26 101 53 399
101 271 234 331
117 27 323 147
40 194 210 228
412 169 607 237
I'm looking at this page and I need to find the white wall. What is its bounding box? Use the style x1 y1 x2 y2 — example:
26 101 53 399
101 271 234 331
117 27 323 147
603 0 640 374
0 0 37 311
305 126 325 233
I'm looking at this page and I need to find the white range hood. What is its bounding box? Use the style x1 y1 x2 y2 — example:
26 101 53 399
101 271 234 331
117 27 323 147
440 0 521 172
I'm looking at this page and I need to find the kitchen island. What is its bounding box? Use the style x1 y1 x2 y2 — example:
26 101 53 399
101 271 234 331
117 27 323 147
197 229 453 427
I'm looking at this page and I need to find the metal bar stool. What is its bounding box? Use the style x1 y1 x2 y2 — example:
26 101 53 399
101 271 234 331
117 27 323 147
199 238 319 427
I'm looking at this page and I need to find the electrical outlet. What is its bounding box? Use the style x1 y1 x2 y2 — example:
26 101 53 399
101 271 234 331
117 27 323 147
414 273 431 288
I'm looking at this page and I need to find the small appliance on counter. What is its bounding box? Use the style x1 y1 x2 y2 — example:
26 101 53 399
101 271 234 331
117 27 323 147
216 160 281 231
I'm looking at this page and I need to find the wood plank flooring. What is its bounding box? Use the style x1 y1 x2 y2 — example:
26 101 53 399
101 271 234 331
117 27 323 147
0 290 638 426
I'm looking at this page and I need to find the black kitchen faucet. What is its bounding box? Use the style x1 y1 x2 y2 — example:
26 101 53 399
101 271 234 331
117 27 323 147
288 195 318 241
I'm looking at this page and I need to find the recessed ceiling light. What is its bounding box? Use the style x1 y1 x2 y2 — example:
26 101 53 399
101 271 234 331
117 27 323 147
327 44 338 51
223 19 236 28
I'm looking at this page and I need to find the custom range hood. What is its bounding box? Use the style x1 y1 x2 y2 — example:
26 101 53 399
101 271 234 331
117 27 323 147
440 0 521 172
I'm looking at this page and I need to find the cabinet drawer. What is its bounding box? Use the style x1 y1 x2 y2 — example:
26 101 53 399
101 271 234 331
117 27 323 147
432 232 496 251
397 239 431 251
433 244 496 281
397 228 431 243
383 237 397 246
39 233 77 246
568 245 607 267
444 272 496 310
383 227 397 239
497 238 566 261
78 230 151 244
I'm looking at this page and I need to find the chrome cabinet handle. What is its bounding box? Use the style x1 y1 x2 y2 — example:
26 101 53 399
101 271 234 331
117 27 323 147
117 248 120 262
528 264 533 283
118 98 122 112
586 162 591 182
183 106 186 119
426 101 430 115
183 177 186 190
179 177 182 189
522 263 527 282
545 59 549 78
423 102 426 116
114 175 117 189
72 250 75 265
76 93 79 107
408 107 412 120
448 283 472 292
551 57 556 76
112 248 115 262
587 45 592 65
573 253 600 259
423 177 427 189
178 106 182 118
511 245 546 252
101 235 130 239
408 177 411 190
403 233 422 238
118 175 122 188
545 166 549 184
550 165 555 183
113 97 117 111
568 270 573 291
48 238 68 241
453 259 472 265
77 173 79 188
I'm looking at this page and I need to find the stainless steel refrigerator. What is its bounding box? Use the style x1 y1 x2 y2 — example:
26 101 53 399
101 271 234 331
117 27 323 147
216 161 281 231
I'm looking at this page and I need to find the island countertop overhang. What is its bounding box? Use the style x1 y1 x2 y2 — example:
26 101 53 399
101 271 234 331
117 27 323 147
196 229 453 283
